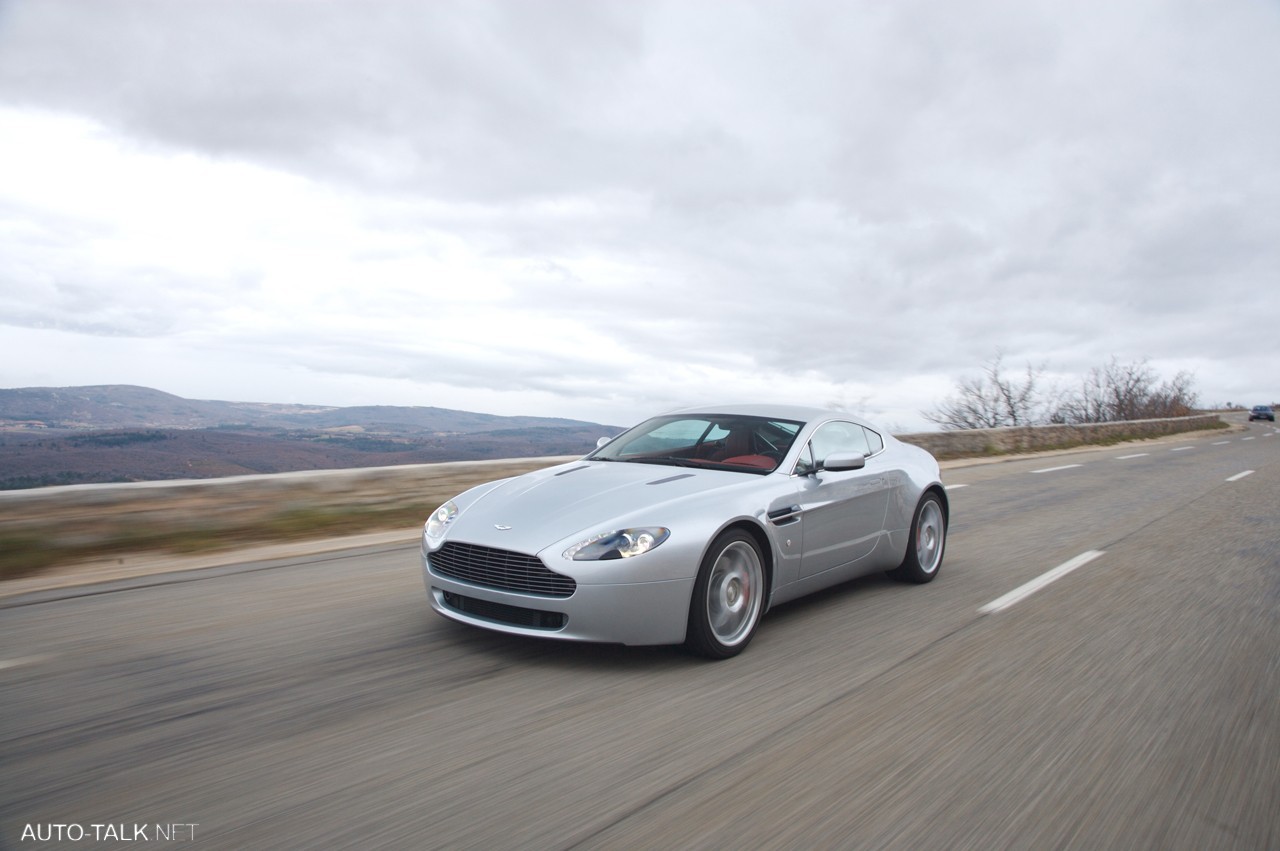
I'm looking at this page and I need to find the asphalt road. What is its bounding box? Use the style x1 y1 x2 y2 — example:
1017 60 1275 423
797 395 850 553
2 420 1277 849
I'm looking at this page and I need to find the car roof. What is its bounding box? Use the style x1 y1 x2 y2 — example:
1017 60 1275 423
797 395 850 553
664 403 869 426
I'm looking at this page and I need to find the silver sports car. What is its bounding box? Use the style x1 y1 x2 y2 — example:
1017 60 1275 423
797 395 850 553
422 404 948 658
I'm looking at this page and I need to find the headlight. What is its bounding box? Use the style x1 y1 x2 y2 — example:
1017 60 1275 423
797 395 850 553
423 500 459 546
564 527 670 561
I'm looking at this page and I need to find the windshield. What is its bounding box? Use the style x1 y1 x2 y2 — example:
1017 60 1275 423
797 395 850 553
590 414 803 474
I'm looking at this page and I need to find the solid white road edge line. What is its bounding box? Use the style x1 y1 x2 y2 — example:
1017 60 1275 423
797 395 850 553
1226 471 1255 482
979 551 1107 615
1030 464 1082 474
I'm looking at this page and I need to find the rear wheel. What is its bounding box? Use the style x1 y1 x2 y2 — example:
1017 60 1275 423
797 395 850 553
686 530 765 659
887 493 946 584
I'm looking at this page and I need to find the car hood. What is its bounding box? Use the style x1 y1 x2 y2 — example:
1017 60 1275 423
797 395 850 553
446 460 758 554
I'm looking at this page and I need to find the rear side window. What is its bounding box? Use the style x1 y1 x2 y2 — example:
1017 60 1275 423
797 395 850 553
808 421 871 465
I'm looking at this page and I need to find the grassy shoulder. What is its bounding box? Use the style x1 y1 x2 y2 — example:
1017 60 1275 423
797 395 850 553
0 503 434 582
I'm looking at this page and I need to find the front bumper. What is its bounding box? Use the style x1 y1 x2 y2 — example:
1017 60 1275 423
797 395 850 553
424 558 696 646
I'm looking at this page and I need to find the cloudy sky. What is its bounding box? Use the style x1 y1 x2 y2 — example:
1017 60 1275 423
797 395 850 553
1 0 1277 431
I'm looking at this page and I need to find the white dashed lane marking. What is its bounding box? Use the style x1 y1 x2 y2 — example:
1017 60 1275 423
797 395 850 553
941 428 1259 496
0 655 52 671
980 551 1107 614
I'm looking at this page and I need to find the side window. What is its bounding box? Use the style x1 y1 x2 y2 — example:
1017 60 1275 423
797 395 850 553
704 422 731 442
862 426 884 455
807 421 871 467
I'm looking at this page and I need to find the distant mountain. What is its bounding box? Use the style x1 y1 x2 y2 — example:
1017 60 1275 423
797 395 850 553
0 385 609 433
0 385 621 489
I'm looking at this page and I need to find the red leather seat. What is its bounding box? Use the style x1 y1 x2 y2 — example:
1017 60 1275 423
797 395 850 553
720 455 776 470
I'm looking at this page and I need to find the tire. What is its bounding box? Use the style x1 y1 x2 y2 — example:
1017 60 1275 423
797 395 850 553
686 530 766 659
887 493 946 584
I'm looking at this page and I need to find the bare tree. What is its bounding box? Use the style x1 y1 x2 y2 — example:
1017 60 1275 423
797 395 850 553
1144 370 1200 418
1052 357 1198 423
925 353 1199 430
923 351 1049 430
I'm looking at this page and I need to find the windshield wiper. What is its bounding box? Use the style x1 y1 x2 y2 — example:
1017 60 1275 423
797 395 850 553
619 456 704 468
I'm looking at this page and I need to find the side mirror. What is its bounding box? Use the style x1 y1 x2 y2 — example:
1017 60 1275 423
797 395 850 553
821 451 866 472
596 436 613 449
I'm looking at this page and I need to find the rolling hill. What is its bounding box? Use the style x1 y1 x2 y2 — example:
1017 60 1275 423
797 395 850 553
0 385 620 489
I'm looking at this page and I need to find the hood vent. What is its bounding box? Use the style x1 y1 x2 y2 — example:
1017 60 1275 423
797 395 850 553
647 473 696 485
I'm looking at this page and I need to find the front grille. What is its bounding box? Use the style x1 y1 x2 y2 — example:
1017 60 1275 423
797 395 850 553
429 541 576 598
442 592 567 630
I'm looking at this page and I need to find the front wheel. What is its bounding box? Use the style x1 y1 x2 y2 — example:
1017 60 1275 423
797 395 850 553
686 530 766 659
887 493 946 584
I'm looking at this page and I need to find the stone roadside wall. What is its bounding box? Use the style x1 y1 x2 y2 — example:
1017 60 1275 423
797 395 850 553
0 415 1222 552
896 414 1223 459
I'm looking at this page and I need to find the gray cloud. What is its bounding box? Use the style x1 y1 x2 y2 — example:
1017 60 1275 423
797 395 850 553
1 0 1278 429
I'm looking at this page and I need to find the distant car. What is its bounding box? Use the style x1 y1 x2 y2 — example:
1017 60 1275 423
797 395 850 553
422 405 948 658
1249 405 1275 422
